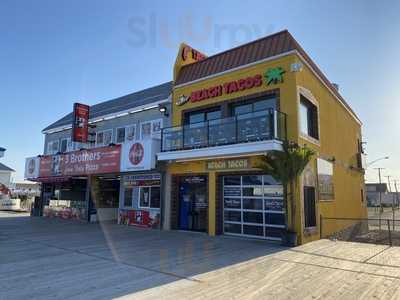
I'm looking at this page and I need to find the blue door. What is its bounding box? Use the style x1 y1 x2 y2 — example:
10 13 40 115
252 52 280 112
178 176 207 231
179 181 191 230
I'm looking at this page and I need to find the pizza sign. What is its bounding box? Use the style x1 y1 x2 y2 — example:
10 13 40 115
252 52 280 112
129 143 144 165
121 139 159 172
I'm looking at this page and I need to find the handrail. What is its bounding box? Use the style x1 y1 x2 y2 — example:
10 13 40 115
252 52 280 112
161 109 287 152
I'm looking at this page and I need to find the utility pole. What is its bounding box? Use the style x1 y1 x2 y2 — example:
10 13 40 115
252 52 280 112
393 180 400 232
393 180 400 208
375 168 385 230
386 175 395 231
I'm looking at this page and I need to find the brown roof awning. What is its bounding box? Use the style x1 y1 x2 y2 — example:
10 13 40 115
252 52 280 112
175 30 360 123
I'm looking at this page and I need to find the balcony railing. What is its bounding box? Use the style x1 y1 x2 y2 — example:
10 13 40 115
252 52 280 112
161 109 287 152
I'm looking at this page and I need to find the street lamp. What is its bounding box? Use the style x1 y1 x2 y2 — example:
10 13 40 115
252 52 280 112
367 156 389 168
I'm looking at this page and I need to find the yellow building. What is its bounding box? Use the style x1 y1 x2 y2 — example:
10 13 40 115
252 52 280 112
158 30 367 245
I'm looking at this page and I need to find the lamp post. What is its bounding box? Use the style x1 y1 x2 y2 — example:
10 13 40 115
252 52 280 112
393 180 400 208
367 156 389 168
386 175 396 230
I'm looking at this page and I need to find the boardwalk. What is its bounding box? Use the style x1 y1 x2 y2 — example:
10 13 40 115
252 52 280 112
1 211 400 299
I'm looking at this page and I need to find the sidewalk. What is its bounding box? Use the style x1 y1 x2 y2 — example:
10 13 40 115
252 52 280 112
1 211 400 299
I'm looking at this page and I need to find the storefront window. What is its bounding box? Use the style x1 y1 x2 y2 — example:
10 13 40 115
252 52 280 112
242 175 262 186
224 176 241 186
139 186 160 209
43 179 87 220
150 186 160 208
124 188 133 207
223 175 285 240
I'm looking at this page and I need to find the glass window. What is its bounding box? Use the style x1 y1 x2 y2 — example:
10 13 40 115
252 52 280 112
141 122 152 139
223 176 241 186
264 199 284 211
253 100 272 111
263 175 280 185
224 198 241 209
96 132 104 146
60 139 68 153
243 212 263 224
126 125 136 141
223 175 285 239
103 130 112 145
150 186 160 208
139 186 160 209
300 101 309 135
243 198 263 210
223 186 241 197
224 210 241 222
189 112 205 124
243 225 263 236
234 104 252 115
243 187 263 197
265 227 285 238
300 96 319 140
53 141 59 153
152 119 163 138
139 187 150 207
242 175 262 186
224 223 241 234
206 110 221 121
124 188 133 207
116 127 126 143
265 213 285 226
96 130 113 146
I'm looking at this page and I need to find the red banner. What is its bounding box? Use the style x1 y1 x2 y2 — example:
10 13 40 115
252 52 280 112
72 103 90 143
39 145 121 177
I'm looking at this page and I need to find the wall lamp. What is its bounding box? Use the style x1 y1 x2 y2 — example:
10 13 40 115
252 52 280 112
158 104 169 117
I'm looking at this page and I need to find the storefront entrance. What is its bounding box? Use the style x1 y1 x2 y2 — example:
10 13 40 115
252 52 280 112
179 176 208 232
223 175 285 240
90 175 120 222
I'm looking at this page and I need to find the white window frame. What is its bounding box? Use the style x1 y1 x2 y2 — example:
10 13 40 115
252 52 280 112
140 121 153 140
140 119 163 140
47 140 60 155
297 86 320 146
138 186 161 209
151 118 163 139
116 127 127 144
60 137 72 153
96 129 113 147
222 175 285 241
126 124 137 142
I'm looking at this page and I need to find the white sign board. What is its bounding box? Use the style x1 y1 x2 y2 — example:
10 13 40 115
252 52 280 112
24 157 40 179
120 139 160 172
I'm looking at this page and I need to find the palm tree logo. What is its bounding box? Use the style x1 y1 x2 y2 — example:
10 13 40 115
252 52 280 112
265 67 285 85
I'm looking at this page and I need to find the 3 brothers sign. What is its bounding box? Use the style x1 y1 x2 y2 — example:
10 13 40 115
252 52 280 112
39 145 121 177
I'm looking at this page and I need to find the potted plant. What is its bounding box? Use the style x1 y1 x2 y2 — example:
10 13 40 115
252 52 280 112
258 141 315 246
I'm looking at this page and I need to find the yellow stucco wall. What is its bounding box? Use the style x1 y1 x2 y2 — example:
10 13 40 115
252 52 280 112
168 51 366 244
293 57 367 244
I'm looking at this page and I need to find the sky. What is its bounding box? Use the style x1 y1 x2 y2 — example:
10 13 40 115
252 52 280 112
0 0 399 186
